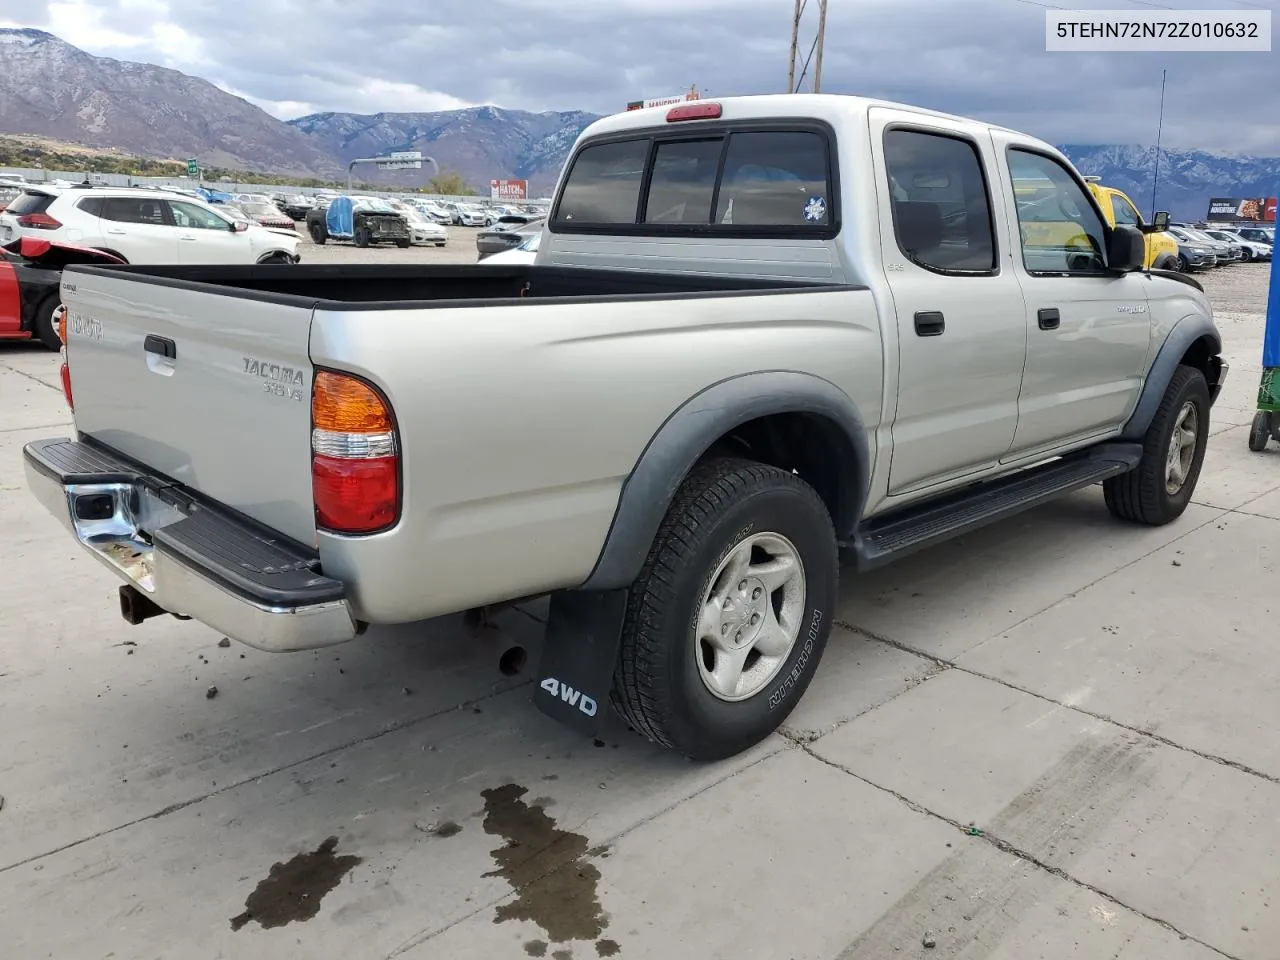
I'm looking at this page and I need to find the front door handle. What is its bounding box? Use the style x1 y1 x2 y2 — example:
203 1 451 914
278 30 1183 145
1038 307 1061 330
914 311 945 337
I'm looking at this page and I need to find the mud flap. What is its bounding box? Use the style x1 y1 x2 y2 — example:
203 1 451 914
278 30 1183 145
533 589 628 739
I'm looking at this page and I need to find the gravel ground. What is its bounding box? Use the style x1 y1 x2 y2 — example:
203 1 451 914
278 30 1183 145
298 223 484 265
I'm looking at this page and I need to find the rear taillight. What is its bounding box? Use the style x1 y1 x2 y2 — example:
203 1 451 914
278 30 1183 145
54 304 67 344
60 359 73 411
311 370 399 534
16 213 61 230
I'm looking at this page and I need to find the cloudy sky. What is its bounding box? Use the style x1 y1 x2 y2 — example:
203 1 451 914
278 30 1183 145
3 0 1279 152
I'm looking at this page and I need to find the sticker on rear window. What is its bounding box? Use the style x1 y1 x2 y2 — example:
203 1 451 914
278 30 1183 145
803 196 827 223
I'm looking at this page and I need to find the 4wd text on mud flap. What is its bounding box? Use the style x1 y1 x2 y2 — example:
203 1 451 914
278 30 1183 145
540 677 599 717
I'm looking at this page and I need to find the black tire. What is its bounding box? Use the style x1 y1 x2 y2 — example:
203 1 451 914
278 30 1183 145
1241 248 1254 262
33 296 60 351
1104 365 1210 525
1249 412 1272 452
257 252 293 265
1175 255 1189 272
395 238 411 249
309 223 327 245
354 227 370 248
611 457 838 760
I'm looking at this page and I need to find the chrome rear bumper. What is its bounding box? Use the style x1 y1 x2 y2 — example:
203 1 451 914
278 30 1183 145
24 437 357 652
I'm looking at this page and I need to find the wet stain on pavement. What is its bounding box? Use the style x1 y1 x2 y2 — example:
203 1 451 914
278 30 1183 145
481 783 615 952
525 940 549 957
595 939 620 956
229 836 361 931
433 820 463 838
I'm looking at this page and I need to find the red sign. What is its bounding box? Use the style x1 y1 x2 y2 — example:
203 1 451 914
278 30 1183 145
1267 197 1277 222
490 179 528 201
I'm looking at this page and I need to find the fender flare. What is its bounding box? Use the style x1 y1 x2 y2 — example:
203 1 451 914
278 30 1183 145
577 370 869 592
1120 313 1223 441
1151 253 1179 271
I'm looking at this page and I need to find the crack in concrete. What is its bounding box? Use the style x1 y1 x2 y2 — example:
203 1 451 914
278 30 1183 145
778 658 949 744
834 618 1280 789
0 680 534 876
799 746 1243 960
0 363 62 393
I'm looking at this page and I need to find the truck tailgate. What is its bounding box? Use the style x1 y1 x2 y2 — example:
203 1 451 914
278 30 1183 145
61 270 317 545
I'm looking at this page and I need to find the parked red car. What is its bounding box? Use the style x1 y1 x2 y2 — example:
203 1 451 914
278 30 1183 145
0 237 125 349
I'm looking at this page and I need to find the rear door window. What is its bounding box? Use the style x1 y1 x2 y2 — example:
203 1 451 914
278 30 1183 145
76 196 105 217
555 139 649 225
101 197 170 226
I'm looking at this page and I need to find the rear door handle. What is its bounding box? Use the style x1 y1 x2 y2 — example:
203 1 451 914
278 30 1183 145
105 229 126 236
179 234 198 241
1038 307 1061 330
143 334 176 359
914 311 945 337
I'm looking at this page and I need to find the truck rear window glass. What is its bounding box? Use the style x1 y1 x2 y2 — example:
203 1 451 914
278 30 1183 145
644 138 723 224
556 139 648 225
884 130 996 274
714 131 831 227
5 192 55 216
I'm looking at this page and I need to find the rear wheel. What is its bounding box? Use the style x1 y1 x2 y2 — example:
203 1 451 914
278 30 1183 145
309 223 327 244
1105 365 1210 525
611 458 838 760
33 296 60 351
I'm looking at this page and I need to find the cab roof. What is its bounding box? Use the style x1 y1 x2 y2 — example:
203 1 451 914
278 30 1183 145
581 93 1029 142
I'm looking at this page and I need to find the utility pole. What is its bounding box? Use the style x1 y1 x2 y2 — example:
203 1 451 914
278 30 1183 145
787 0 829 94
787 0 802 94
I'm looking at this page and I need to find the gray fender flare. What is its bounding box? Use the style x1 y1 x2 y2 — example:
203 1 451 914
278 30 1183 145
1120 313 1222 442
577 370 869 592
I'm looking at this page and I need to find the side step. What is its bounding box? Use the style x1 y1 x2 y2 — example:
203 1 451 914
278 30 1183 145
848 443 1143 571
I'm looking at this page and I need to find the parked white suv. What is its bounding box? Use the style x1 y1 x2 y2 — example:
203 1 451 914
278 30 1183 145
0 186 300 265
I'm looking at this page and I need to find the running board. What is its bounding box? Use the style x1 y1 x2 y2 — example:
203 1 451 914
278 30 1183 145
847 443 1143 571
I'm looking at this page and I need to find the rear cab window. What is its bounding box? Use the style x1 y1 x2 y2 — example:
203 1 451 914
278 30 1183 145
552 121 836 235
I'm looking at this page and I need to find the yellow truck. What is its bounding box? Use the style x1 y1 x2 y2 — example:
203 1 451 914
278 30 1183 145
1083 178 1179 270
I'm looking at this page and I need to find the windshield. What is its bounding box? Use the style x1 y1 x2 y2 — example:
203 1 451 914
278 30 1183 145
353 198 396 213
239 202 278 216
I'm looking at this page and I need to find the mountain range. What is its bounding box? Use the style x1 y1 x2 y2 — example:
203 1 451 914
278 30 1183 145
1 26 1278 216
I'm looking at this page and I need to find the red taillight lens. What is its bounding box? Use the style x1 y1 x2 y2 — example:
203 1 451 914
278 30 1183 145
60 360 73 411
312 455 398 532
16 213 61 230
311 370 399 534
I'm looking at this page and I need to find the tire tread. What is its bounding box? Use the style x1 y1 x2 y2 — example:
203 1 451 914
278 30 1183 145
611 457 834 752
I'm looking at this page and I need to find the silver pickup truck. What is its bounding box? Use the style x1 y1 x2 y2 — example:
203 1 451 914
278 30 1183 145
26 94 1226 760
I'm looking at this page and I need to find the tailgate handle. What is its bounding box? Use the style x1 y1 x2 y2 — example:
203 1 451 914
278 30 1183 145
1037 308 1061 331
913 311 945 337
143 335 176 360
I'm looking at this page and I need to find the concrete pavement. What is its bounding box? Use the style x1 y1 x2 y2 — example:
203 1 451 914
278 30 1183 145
0 264 1277 960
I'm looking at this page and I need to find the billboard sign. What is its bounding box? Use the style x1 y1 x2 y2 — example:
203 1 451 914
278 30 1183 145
626 88 702 111
1206 197 1278 222
490 178 528 201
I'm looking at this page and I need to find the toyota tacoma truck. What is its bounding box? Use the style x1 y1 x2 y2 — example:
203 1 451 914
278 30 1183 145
25 95 1226 761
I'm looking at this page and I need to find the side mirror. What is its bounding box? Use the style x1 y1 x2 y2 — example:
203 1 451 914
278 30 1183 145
1150 210 1170 230
232 220 249 233
1108 224 1146 272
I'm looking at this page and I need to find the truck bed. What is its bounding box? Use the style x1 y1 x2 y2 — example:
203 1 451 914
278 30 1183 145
66 263 835 308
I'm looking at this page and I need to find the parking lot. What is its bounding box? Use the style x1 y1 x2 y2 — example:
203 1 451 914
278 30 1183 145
301 223 485 265
1 259 1277 960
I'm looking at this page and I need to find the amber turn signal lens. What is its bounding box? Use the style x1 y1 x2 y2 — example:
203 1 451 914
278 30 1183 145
312 370 393 433
55 305 67 345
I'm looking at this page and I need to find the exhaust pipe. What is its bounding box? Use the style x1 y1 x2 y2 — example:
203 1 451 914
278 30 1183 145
498 645 528 677
119 585 168 625
462 605 530 677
